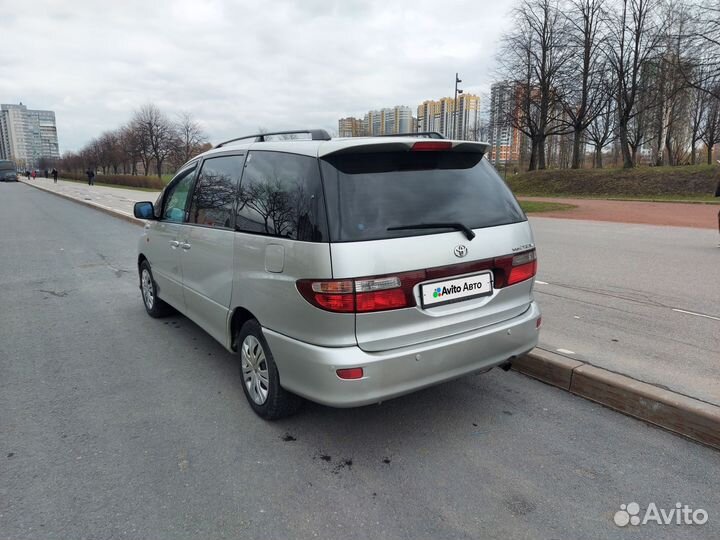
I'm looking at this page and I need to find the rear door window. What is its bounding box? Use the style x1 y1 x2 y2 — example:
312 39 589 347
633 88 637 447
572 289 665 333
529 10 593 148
235 151 328 242
320 151 525 242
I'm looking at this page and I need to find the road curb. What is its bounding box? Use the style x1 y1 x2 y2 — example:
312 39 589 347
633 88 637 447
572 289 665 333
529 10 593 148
20 179 145 226
514 351 720 450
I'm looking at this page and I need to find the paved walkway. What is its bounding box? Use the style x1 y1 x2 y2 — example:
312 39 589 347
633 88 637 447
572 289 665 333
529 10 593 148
519 196 720 229
20 177 160 221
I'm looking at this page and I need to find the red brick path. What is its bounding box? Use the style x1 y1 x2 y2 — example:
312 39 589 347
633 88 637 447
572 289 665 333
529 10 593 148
520 197 720 229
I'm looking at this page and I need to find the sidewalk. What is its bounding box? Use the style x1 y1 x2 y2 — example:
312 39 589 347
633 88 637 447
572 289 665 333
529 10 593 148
19 175 720 450
20 177 159 223
518 196 719 229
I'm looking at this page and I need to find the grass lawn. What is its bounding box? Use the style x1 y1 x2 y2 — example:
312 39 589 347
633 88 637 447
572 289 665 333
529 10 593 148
519 201 577 213
507 164 720 202
520 194 720 204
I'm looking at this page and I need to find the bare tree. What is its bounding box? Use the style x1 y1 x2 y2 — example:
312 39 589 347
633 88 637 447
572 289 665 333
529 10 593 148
688 84 708 164
133 104 177 178
500 0 571 170
586 82 617 167
701 89 720 164
174 112 208 166
606 0 665 167
560 0 608 168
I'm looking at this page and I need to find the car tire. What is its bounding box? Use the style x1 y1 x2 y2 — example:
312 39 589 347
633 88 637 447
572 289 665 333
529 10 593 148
237 319 303 420
139 260 173 318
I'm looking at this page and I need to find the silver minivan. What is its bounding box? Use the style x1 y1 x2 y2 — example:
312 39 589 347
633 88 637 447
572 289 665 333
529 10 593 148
134 130 541 419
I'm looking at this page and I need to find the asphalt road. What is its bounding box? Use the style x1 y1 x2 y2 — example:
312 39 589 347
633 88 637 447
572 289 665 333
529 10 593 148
531 217 720 406
1 182 720 540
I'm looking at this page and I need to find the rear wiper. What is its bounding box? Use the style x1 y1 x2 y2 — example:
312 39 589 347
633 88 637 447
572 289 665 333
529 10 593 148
387 222 476 240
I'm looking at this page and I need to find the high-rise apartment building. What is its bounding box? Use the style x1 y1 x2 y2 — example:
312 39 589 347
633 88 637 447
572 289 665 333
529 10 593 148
416 94 480 140
363 106 415 136
488 82 523 164
0 103 60 168
338 117 364 137
338 106 416 137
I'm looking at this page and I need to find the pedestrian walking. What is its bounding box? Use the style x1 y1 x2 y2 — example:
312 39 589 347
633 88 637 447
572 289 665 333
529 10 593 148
86 169 95 186
51 168 58 183
25 170 30 180
31 170 36 180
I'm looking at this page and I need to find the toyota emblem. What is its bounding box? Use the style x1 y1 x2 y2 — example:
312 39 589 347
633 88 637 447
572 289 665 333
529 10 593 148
454 245 468 258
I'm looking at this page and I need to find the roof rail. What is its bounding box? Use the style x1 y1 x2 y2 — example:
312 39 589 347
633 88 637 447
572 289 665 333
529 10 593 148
376 131 445 139
215 129 332 148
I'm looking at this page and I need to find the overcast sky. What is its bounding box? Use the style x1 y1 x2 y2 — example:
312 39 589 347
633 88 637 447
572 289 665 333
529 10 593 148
2 0 517 152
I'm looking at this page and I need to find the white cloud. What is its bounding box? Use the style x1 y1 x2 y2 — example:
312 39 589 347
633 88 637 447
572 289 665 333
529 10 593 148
2 0 518 152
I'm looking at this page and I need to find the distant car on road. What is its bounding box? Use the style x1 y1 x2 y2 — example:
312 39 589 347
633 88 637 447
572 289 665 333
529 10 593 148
0 160 18 182
134 130 541 419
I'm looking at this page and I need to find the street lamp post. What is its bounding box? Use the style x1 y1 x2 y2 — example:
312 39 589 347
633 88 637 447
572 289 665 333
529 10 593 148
453 73 463 140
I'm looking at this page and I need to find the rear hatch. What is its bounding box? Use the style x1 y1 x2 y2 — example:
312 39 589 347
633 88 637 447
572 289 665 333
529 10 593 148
319 140 536 352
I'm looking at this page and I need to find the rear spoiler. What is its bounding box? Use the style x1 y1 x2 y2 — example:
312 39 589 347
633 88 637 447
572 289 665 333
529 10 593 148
319 140 490 158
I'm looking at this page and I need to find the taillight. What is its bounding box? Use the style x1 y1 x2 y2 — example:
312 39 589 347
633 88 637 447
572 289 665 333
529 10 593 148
297 274 418 313
494 249 537 287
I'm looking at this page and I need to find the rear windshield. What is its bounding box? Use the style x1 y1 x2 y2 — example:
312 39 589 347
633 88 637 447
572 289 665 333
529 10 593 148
320 151 526 242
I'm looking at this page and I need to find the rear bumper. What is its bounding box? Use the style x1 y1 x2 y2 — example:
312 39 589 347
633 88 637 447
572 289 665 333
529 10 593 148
264 301 541 407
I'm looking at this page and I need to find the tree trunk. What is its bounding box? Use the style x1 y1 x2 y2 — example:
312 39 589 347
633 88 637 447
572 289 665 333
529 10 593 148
156 159 163 179
527 139 538 171
665 136 674 167
690 143 697 165
571 127 583 169
537 135 547 170
708 144 714 165
595 145 603 168
618 121 634 168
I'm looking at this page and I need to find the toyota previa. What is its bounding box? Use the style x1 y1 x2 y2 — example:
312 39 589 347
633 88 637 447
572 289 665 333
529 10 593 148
133 130 541 419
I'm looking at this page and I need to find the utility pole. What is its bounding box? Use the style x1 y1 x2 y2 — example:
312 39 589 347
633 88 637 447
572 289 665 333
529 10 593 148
453 73 463 140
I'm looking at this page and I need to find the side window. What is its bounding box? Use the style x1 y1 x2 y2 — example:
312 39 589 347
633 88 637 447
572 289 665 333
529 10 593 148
236 151 328 242
162 166 196 222
188 155 244 228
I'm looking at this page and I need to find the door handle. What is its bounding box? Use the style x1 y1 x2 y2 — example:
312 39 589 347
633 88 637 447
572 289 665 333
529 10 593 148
169 240 180 248
181 242 191 250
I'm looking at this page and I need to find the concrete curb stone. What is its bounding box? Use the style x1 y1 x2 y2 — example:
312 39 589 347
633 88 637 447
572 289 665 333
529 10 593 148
514 350 720 450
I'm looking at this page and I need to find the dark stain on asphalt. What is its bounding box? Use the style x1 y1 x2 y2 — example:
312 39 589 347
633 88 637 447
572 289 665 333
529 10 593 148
282 433 296 442
502 410 513 416
382 457 391 464
319 454 332 462
504 494 536 516
7 452 14 458
332 458 353 475
38 289 69 298
611 338 619 342
472 423 478 427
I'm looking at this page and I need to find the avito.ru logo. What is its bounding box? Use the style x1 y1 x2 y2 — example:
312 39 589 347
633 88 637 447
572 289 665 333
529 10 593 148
614 502 708 527
433 284 462 299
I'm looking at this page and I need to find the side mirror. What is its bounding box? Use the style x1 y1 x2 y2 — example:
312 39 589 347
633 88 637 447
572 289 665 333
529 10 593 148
134 201 156 220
